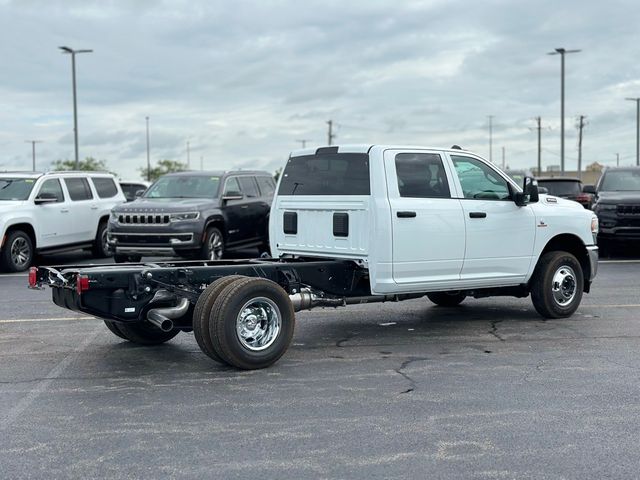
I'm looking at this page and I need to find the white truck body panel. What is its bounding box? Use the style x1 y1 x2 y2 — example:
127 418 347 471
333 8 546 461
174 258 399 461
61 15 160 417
270 145 596 296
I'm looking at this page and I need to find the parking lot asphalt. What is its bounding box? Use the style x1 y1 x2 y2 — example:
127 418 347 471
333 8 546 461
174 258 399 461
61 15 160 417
1 253 640 479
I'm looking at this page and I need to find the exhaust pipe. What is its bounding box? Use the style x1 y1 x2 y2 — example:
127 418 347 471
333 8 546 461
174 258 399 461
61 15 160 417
146 297 190 332
289 289 424 312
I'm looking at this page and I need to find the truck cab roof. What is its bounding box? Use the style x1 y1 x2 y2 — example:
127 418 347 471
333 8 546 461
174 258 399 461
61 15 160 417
290 145 469 158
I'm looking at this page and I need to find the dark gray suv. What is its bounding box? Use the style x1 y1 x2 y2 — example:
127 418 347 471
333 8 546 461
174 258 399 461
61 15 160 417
108 171 275 262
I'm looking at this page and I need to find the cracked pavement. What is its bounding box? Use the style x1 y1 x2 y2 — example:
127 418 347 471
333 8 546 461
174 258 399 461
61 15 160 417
1 254 640 479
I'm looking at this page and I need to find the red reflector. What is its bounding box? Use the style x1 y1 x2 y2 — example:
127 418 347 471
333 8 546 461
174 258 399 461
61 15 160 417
76 275 90 295
576 194 590 201
28 267 38 287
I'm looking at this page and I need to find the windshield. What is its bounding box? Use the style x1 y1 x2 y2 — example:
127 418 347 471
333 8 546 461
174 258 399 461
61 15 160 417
538 180 582 196
600 170 640 191
0 178 37 201
144 175 220 199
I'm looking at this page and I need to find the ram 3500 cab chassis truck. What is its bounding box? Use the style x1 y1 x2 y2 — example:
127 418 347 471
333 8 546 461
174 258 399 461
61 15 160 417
30 145 599 370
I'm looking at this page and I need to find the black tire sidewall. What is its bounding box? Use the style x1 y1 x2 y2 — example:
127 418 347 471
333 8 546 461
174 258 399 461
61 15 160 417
532 251 583 318
92 222 110 258
212 279 295 369
201 226 224 260
2 230 33 272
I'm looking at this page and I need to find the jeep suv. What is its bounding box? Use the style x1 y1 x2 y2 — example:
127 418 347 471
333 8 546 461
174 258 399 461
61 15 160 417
0 171 125 271
588 167 640 252
108 171 275 262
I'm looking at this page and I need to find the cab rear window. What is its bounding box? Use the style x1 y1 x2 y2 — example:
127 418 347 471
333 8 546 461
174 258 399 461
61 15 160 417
278 153 370 195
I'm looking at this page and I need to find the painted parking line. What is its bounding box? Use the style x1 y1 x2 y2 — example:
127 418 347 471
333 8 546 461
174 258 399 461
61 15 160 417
0 316 94 324
583 304 640 308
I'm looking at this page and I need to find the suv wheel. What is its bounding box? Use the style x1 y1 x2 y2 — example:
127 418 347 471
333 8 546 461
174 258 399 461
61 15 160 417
1 230 34 272
200 226 224 260
91 221 110 258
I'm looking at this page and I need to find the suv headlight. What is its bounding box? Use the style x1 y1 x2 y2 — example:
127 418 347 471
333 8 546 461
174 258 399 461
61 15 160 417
170 212 200 221
110 210 119 221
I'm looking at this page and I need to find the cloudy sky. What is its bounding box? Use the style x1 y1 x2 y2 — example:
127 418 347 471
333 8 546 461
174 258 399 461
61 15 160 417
1 0 639 180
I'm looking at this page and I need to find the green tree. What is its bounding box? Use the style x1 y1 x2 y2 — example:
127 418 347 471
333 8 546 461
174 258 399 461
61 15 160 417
140 159 188 182
53 157 109 172
274 167 282 182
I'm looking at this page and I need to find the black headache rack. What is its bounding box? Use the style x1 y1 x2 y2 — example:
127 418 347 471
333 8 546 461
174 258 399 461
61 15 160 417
29 258 372 326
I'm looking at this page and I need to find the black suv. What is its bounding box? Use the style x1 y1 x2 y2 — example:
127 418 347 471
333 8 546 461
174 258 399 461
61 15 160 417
108 171 275 262
587 167 640 252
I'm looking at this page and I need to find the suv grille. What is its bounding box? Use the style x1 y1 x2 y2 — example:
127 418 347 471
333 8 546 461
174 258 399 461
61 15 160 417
616 205 640 216
118 213 170 224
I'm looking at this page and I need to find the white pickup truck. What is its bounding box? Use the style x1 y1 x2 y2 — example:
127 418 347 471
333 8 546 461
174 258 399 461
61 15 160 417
31 145 598 370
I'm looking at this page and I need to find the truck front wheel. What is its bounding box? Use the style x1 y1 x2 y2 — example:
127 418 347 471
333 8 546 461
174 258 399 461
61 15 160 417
530 251 584 319
208 277 295 370
427 291 466 307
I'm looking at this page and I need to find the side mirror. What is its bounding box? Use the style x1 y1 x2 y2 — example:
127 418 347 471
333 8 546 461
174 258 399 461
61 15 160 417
222 191 243 201
34 192 59 205
583 184 596 194
514 176 539 207
134 189 146 198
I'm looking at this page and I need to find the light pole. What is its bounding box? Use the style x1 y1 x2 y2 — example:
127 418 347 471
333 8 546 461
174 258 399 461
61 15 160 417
25 140 43 171
547 47 581 175
59 46 93 170
296 139 311 148
145 116 151 181
626 97 640 166
186 141 191 168
487 115 494 163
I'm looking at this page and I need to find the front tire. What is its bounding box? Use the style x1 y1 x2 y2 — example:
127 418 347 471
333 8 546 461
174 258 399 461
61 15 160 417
427 291 466 307
208 277 295 370
530 251 584 319
1 230 33 272
91 221 110 258
200 226 224 260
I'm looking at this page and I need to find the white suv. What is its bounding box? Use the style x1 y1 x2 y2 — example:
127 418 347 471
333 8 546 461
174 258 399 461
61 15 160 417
0 171 126 272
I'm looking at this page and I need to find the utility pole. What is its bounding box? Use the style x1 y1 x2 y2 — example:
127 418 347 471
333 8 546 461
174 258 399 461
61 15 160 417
59 46 93 169
296 139 311 148
536 117 542 175
576 115 587 178
145 116 151 181
616 153 620 167
25 140 43 172
501 146 505 170
186 141 191 168
487 115 494 163
200 156 203 171
547 47 581 175
626 97 640 166
327 120 335 146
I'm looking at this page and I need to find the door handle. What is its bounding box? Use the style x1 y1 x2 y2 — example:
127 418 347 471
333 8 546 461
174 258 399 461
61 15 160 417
91 205 98 210
60 209 69 213
397 211 416 218
469 212 487 218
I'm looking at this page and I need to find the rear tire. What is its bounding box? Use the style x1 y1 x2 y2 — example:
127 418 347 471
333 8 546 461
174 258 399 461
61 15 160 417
208 277 295 370
1 229 33 272
103 320 128 340
192 275 245 363
91 221 110 258
116 322 180 345
427 291 466 307
530 251 583 319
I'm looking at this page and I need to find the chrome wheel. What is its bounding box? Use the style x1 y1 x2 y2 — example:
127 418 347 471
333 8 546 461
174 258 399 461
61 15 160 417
207 230 223 260
10 236 31 268
551 265 577 306
235 297 281 351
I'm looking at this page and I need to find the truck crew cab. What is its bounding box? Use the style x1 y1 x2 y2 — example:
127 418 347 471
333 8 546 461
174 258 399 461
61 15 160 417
31 145 599 370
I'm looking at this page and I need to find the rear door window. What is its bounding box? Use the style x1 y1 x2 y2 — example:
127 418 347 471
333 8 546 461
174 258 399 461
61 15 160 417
278 153 370 195
64 177 94 201
256 176 275 196
395 153 451 198
91 177 118 198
